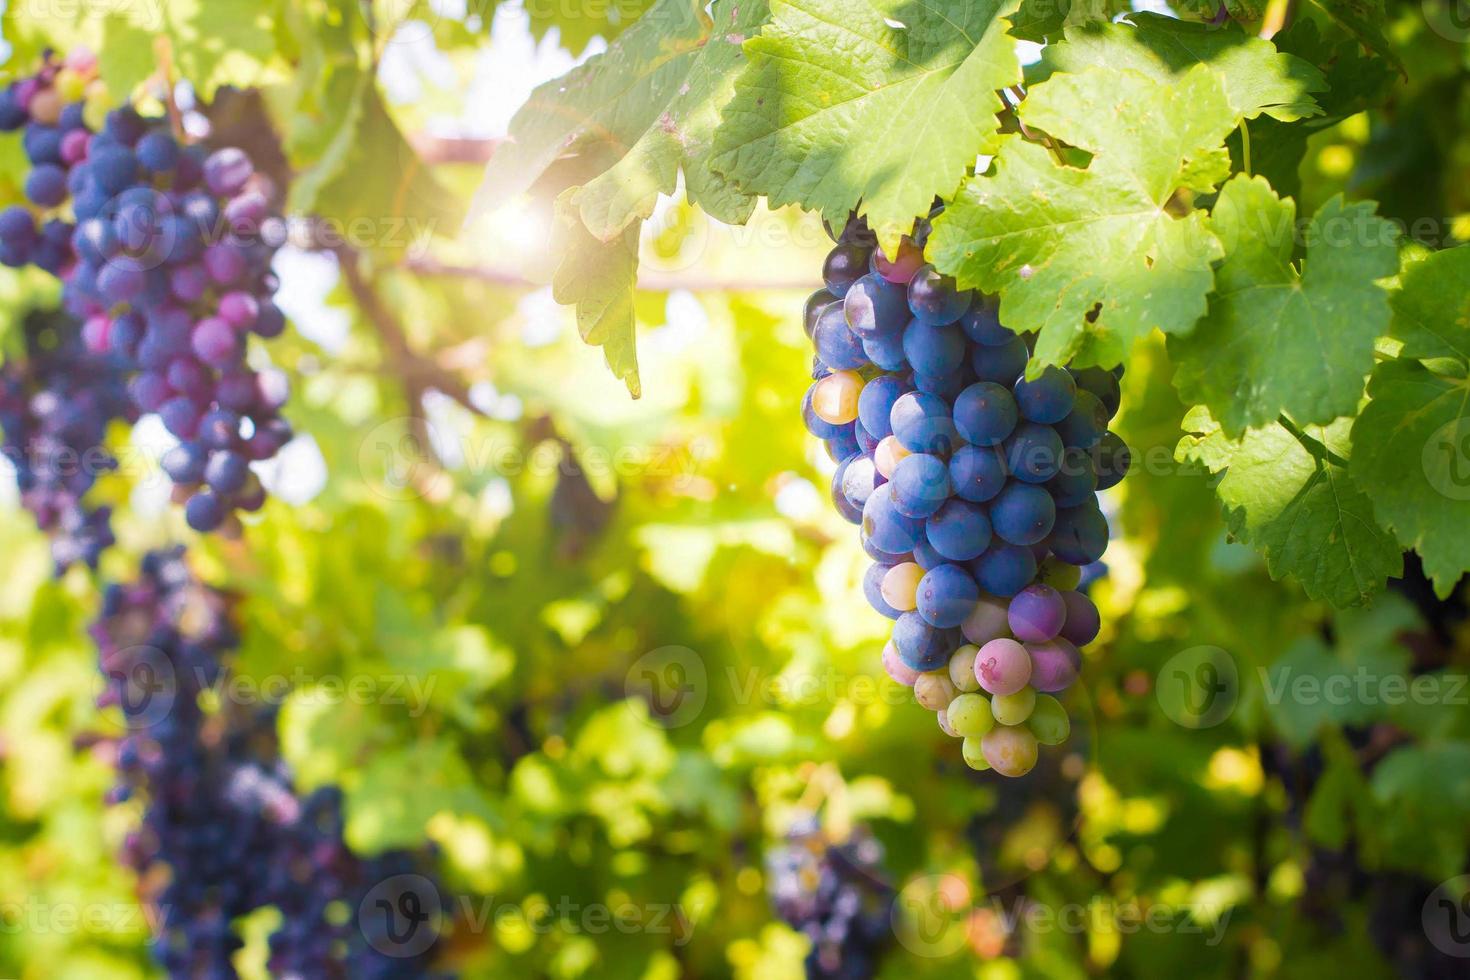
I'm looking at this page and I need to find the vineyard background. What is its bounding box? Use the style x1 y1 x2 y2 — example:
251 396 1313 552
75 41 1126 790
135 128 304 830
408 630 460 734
1 1 1470 978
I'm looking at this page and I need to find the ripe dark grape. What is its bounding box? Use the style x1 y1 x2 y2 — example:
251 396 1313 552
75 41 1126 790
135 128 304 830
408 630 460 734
92 550 445 977
798 213 1125 772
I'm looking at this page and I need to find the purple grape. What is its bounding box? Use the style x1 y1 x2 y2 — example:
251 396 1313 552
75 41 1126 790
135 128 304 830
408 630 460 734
971 335 1028 385
958 297 1014 346
917 563 980 629
191 317 239 366
25 164 68 206
861 485 923 554
971 542 1037 597
184 489 225 531
1003 422 1063 483
906 264 971 325
1091 431 1131 490
204 450 249 494
889 391 957 455
1007 584 1066 642
857 374 909 439
1058 590 1100 646
1014 366 1076 424
1026 638 1080 692
892 611 957 671
161 442 207 484
203 147 253 196
902 320 966 375
1049 502 1109 565
203 242 246 285
812 302 868 370
864 562 901 620
159 396 201 439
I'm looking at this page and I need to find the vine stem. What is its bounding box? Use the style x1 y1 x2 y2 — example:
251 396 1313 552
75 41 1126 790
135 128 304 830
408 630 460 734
1278 414 1351 469
1259 0 1299 38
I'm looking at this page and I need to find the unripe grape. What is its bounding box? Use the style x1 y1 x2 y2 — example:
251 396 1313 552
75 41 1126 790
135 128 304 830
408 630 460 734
991 686 1037 726
1007 583 1066 643
981 725 1039 777
1036 556 1082 591
1027 694 1070 745
946 692 994 738
948 644 980 692
937 708 957 737
961 736 991 771
811 369 863 424
974 638 1031 696
881 562 924 611
882 641 919 687
913 671 957 711
960 593 1010 646
874 434 910 478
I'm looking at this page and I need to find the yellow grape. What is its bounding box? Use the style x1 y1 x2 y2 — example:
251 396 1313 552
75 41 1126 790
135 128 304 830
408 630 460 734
991 686 1037 726
880 562 924 611
874 435 911 478
812 370 863 424
913 671 957 711
981 725 1038 777
948 644 980 692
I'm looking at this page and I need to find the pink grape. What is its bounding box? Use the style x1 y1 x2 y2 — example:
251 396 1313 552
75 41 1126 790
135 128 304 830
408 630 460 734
1059 590 1100 646
1026 637 1080 692
973 638 1031 696
882 642 919 686
1007 583 1065 642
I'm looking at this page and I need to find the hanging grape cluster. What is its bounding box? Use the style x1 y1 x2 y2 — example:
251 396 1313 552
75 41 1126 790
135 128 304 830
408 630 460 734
767 816 894 979
803 213 1129 777
0 51 292 539
96 548 446 978
0 308 136 570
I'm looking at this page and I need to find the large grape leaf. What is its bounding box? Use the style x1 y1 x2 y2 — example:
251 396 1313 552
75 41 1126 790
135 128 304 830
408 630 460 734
470 0 712 221
551 192 644 398
574 0 769 238
710 0 1022 257
1351 359 1470 597
1170 177 1398 436
1039 13 1325 122
1179 408 1403 606
287 69 463 253
929 65 1235 372
1389 244 1470 363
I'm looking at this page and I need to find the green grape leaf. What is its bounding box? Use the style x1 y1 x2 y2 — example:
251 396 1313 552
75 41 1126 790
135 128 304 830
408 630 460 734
1170 177 1398 435
4 0 280 99
552 192 644 398
1010 0 1128 42
1390 244 1470 362
471 0 712 221
1261 635 1408 747
288 71 462 252
574 0 768 238
527 0 659 55
710 0 1022 257
1307 0 1405 76
1351 359 1470 597
1040 13 1326 122
1179 409 1403 606
929 65 1235 371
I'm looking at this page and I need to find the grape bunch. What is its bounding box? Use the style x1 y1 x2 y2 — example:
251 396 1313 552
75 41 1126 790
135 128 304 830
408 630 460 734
0 51 292 536
95 550 445 978
0 308 136 571
767 815 894 979
804 213 1129 777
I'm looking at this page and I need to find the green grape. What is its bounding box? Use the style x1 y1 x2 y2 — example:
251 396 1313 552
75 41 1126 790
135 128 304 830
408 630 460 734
1036 556 1082 592
1027 693 1070 745
991 686 1037 726
961 736 991 771
948 644 980 692
946 692 994 738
